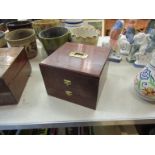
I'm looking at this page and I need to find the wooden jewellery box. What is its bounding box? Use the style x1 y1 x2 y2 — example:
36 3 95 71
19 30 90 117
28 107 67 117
0 47 31 105
39 42 110 109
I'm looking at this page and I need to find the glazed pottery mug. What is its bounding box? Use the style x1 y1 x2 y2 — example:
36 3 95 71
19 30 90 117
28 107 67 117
6 20 32 31
39 27 70 55
5 29 37 59
32 19 60 38
0 31 7 47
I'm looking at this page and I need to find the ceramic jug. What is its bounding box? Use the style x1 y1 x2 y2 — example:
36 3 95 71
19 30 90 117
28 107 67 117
134 52 155 101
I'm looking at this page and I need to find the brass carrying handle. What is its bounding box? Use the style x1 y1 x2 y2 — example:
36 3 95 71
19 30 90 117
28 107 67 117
69 51 88 59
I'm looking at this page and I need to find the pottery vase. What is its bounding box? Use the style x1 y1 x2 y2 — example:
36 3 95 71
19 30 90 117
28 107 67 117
70 26 99 45
6 20 32 31
134 52 155 101
5 29 37 59
32 19 60 38
39 27 70 55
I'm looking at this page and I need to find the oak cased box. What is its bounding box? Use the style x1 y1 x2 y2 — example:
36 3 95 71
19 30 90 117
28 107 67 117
0 47 31 105
39 42 110 109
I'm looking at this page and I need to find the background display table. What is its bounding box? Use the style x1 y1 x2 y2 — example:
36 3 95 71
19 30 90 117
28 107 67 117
0 37 155 130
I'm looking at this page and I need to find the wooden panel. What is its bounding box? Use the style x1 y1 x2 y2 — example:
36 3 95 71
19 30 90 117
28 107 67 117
0 79 16 105
40 42 110 77
2 48 28 85
98 60 109 101
0 47 31 105
0 47 23 77
9 61 31 101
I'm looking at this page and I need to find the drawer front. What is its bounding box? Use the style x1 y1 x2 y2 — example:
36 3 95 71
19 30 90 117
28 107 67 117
40 65 99 109
48 86 97 109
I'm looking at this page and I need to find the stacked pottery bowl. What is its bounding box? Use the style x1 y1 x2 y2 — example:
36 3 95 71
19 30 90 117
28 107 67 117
32 19 60 38
39 27 70 55
5 29 37 59
6 20 32 31
64 19 84 29
70 26 100 45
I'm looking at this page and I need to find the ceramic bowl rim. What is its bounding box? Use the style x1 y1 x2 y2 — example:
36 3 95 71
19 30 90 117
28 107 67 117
39 26 69 40
5 28 35 42
64 20 83 24
32 19 60 25
6 20 32 27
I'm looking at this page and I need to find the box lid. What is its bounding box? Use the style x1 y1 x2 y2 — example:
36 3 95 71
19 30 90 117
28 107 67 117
0 47 24 77
40 42 110 77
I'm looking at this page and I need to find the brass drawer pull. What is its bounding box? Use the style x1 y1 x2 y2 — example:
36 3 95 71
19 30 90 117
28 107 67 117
64 79 71 86
65 91 72 96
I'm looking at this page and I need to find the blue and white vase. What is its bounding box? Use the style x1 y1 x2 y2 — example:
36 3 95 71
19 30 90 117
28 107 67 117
134 52 155 101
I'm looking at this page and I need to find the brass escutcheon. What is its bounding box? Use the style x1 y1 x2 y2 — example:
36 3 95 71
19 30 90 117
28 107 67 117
69 51 88 59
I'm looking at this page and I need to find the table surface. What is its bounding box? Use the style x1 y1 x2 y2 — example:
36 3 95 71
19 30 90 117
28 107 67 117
0 37 155 130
